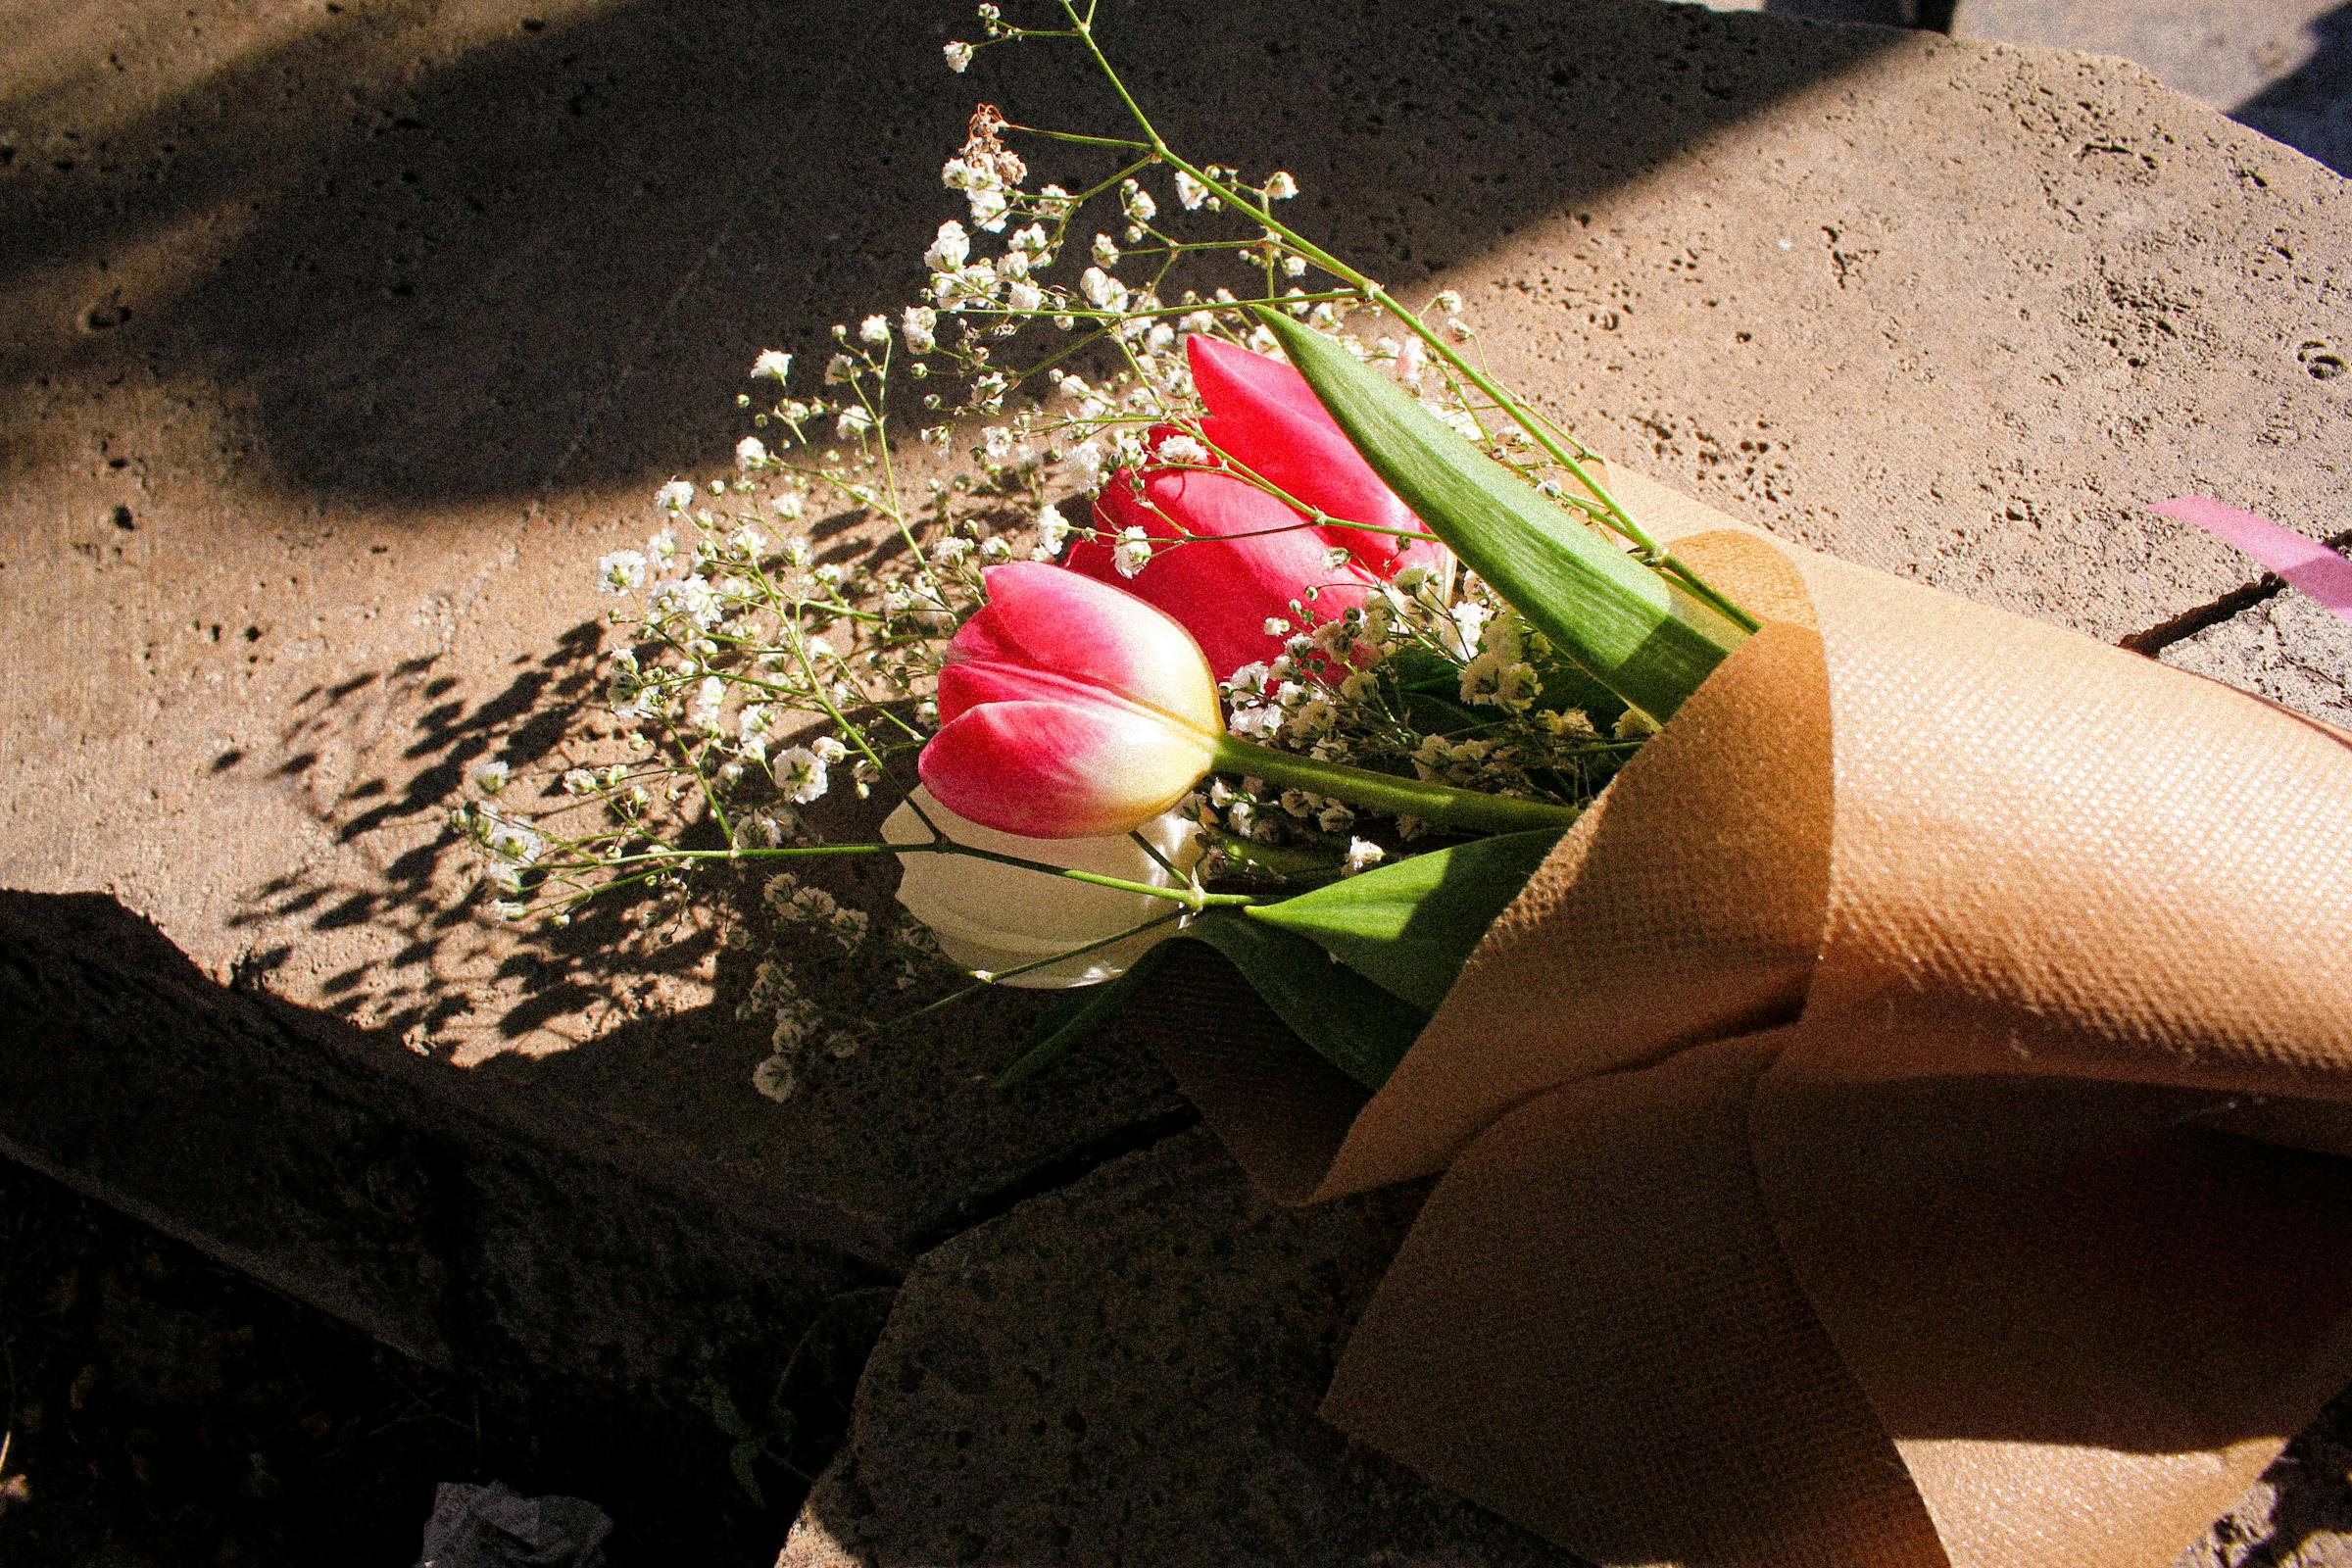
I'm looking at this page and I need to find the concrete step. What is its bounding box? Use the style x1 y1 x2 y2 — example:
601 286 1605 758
0 0 2346 1560
1952 1 2352 174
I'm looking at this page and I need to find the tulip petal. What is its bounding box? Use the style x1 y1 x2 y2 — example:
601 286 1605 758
919 698 1218 838
883 788 1201 987
1071 466 1381 677
1189 333 1431 573
946 563 1221 736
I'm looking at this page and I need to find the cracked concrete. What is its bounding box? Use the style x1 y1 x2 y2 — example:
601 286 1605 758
0 0 2348 1561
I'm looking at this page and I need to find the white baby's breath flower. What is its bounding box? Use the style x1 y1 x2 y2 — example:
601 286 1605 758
470 760 510 797
967 185 1010 232
924 220 970 273
597 549 648 594
1035 502 1072 558
1009 221 1051 261
1156 433 1209 466
1433 288 1464 315
942 39 974 74
751 349 792 383
836 406 876 441
1119 179 1156 223
1449 600 1492 657
1065 440 1105 489
656 479 695 514
1615 708 1661 741
1112 525 1153 577
1079 267 1128 312
776 744 830 804
752 1054 797 1102
898 305 938 355
1005 278 1046 315
858 314 891 347
1173 169 1209 210
1264 170 1299 201
735 434 768 470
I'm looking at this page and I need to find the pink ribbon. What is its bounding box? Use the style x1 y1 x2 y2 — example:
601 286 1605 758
2153 496 2352 627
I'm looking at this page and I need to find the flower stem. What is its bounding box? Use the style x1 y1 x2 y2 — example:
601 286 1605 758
1212 736 1581 836
1054 1 1760 636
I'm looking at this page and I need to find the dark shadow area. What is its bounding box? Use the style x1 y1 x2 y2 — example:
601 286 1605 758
0 1156 866 1566
221 612 707 1050
0 0 1914 507
1762 0 1921 25
0 889 898 1561
2235 2 2352 174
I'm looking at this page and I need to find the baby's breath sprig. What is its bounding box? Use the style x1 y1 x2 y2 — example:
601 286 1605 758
461 4 1686 1101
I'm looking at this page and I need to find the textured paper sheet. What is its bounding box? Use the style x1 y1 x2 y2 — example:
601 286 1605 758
1148 470 2352 1568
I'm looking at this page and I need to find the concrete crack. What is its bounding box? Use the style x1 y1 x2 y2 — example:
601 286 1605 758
2120 525 2352 657
901 1103 1204 1259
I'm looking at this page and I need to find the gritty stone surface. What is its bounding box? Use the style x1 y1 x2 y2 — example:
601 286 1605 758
1952 1 2352 173
779 1129 1583 1568
2160 576 2352 730
791 1121 2352 1568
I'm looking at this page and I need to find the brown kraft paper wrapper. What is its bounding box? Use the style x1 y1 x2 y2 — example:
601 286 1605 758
1143 468 2352 1568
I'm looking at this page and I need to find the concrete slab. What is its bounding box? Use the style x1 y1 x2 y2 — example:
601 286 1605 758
1951 1 2352 174
785 1121 2352 1568
0 0 2348 1546
779 1127 1581 1568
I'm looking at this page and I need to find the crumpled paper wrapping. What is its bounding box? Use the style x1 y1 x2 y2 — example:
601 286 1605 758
1145 469 2352 1568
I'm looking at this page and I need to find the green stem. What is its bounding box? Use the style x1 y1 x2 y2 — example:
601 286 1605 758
1213 736 1579 836
1054 3 1759 637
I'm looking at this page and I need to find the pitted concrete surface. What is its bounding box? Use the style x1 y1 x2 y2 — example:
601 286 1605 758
1953 1 2352 174
0 0 2346 1559
780 1129 1583 1568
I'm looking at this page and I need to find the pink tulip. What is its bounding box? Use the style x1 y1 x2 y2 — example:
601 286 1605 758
1066 334 1436 677
919 562 1224 838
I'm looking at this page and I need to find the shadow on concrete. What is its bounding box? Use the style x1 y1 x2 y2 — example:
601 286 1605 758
2234 2 2352 174
0 0 1915 509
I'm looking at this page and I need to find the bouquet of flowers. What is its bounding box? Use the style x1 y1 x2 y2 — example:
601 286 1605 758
456 8 2352 1566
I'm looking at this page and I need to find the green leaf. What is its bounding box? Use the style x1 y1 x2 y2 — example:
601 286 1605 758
995 943 1171 1088
1180 910 1428 1090
1252 309 1743 722
729 1442 768 1510
704 1375 754 1440
1242 828 1565 1013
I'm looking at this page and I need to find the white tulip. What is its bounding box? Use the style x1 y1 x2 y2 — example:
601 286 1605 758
882 786 1202 988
